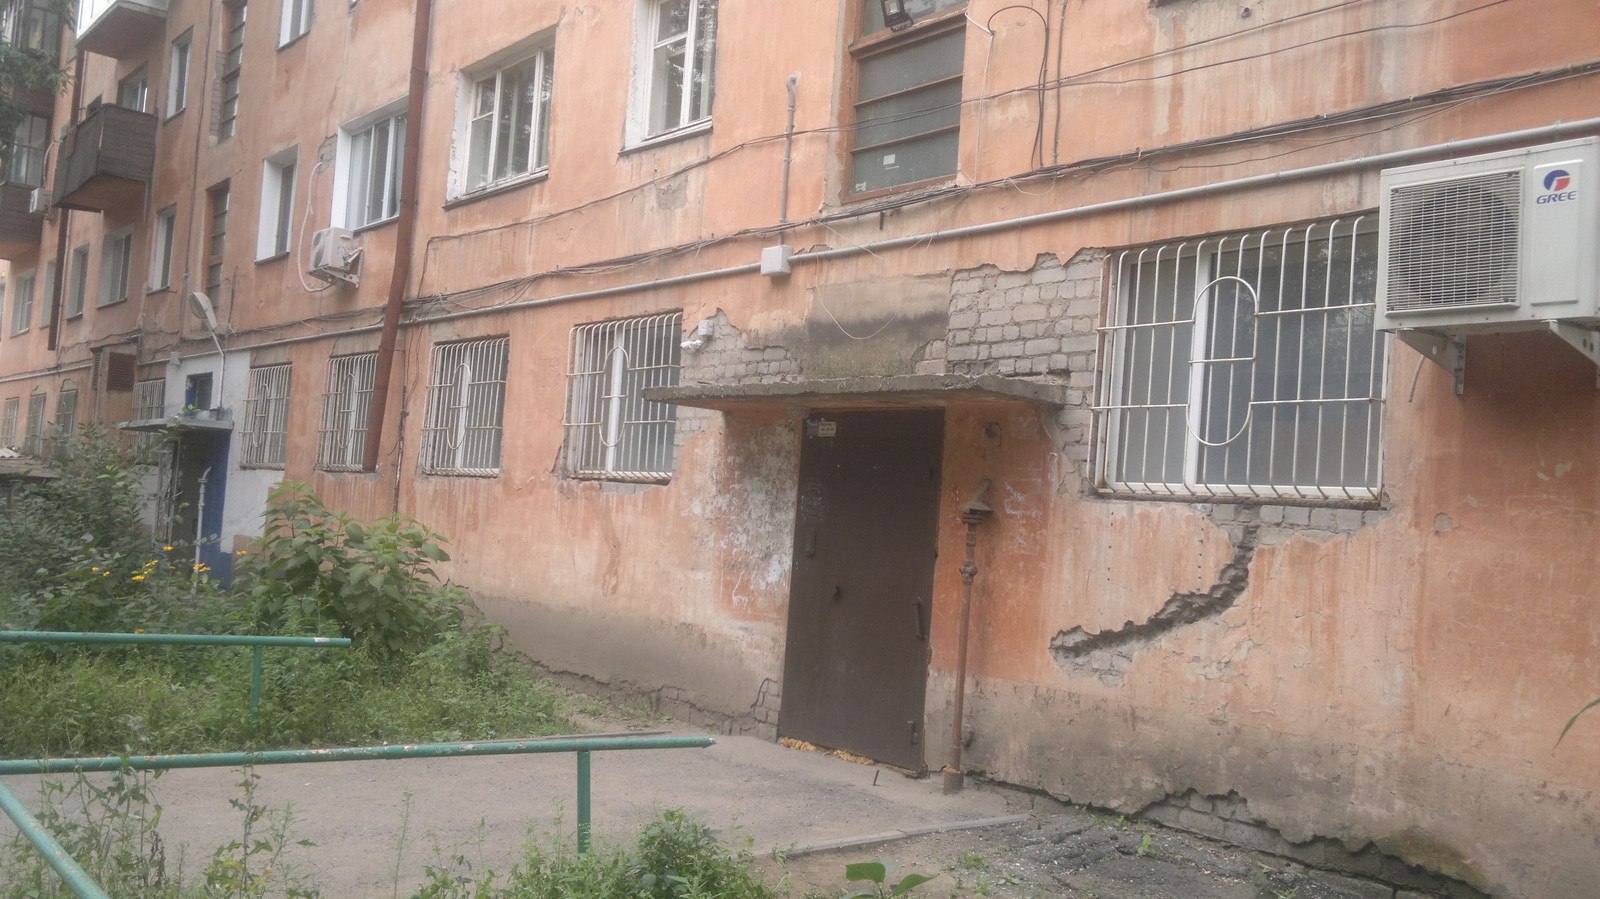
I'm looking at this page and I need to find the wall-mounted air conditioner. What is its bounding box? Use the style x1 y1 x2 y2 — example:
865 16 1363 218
27 188 50 214
309 226 361 287
1377 137 1598 333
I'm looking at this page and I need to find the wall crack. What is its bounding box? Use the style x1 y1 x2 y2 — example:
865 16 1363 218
1050 524 1259 683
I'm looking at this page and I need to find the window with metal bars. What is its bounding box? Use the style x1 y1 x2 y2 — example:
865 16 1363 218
1094 218 1386 501
420 338 508 476
562 312 682 482
240 364 291 468
52 388 77 456
134 378 166 420
318 352 375 471
23 392 45 456
0 397 17 448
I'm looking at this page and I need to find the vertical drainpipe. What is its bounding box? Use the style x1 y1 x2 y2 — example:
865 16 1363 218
943 479 993 794
45 51 86 353
362 0 434 475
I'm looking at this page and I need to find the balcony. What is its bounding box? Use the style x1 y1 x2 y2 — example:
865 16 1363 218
54 104 156 213
0 183 42 259
75 0 167 60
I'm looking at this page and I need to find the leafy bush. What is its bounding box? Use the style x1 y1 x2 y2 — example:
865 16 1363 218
238 483 465 654
414 809 782 899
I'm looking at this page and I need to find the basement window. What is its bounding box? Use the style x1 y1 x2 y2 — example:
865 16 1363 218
1095 217 1386 501
420 337 508 476
562 312 682 482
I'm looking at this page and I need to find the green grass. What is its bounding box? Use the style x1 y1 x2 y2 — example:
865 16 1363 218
0 622 570 758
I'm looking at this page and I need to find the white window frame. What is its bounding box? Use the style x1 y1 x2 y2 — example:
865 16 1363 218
419 337 508 476
317 352 375 470
167 30 191 116
257 149 297 259
451 38 554 199
240 364 291 468
117 65 148 112
1094 217 1387 502
0 397 17 447
99 226 133 307
626 0 717 145
561 311 682 482
10 269 33 335
278 0 311 46
150 207 177 290
66 244 89 318
334 102 405 229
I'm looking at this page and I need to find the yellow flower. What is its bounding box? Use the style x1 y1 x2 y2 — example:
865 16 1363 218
90 566 100 571
162 546 174 552
134 628 146 634
131 575 145 581
101 572 110 577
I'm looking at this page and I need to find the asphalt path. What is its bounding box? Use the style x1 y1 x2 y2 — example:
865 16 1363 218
1 730 1034 896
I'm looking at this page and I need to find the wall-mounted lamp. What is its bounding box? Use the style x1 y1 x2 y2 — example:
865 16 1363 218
881 0 915 31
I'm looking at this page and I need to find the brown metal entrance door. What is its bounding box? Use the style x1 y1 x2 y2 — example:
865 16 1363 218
779 409 943 771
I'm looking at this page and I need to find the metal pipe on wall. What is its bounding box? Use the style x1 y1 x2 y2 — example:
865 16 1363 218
944 479 993 794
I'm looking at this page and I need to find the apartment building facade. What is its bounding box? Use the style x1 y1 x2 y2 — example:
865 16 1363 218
0 0 1596 894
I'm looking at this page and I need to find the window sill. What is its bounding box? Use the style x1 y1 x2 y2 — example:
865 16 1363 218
95 298 129 310
146 285 173 296
254 251 290 264
164 107 185 124
839 173 958 207
420 469 501 479
276 32 309 52
240 463 287 471
621 119 711 156
443 169 547 210
350 216 398 235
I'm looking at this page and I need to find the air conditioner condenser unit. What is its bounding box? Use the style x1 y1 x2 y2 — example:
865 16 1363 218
27 188 50 215
309 226 361 286
1377 136 1598 333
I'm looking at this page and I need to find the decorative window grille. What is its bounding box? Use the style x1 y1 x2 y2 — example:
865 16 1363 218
1095 218 1386 501
562 312 682 482
23 392 45 456
420 337 508 476
317 352 376 471
134 378 166 420
240 364 291 468
0 397 17 447
52 388 77 456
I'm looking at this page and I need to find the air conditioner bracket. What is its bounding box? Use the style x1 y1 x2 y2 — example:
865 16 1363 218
1547 321 1600 389
1395 329 1465 395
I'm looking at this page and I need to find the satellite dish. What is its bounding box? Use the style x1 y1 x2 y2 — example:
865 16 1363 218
188 291 219 333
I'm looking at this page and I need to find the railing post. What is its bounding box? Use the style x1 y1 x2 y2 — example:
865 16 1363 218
576 749 592 854
249 645 264 723
0 780 112 899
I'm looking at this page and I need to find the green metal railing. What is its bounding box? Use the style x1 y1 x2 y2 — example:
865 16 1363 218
0 734 716 898
0 630 352 720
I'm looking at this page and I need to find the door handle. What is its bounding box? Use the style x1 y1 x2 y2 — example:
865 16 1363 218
911 598 926 640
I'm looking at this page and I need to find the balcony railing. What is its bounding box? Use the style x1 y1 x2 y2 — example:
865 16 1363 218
54 104 156 213
75 0 168 59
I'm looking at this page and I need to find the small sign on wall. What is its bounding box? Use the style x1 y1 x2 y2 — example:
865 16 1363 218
805 419 838 438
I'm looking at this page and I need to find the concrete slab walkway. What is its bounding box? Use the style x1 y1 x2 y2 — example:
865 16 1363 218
1 729 1036 896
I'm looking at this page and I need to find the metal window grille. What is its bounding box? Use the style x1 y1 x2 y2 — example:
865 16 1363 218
1095 218 1386 501
0 397 17 448
420 337 508 476
22 393 45 456
318 353 376 471
134 378 166 420
562 312 682 482
52 389 77 456
240 364 291 468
